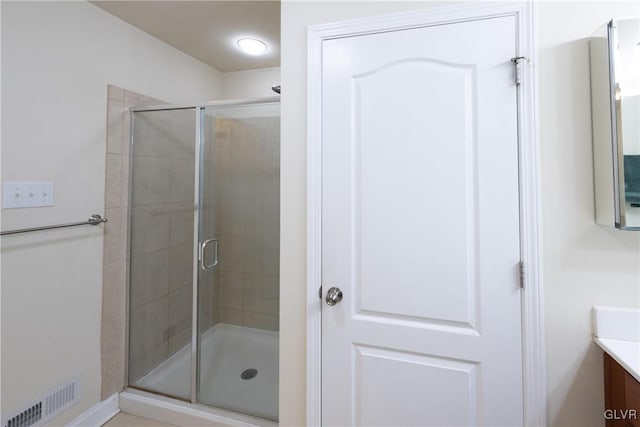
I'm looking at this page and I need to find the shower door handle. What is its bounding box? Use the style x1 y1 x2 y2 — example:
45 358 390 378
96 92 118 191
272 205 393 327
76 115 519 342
199 238 219 270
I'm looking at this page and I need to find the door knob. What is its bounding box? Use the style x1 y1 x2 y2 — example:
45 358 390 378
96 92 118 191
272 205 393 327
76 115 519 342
325 287 343 306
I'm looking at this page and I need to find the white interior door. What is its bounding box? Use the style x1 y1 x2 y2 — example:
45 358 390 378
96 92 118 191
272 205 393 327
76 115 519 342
321 15 523 426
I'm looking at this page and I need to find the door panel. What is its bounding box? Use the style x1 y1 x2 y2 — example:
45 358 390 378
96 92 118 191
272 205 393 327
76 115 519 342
355 346 477 426
354 59 477 327
128 108 196 401
321 16 523 426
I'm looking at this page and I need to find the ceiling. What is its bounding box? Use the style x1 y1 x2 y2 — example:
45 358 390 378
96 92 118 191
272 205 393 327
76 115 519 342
91 1 280 73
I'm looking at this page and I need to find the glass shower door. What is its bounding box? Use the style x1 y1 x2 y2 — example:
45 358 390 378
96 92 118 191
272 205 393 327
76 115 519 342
128 108 196 401
196 103 280 421
128 100 280 420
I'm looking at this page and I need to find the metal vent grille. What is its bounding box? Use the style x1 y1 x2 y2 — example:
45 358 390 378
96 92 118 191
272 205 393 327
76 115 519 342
2 378 80 427
44 381 78 417
4 403 42 427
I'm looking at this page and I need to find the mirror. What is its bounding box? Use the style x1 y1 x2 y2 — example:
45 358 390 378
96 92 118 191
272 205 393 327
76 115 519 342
590 18 640 230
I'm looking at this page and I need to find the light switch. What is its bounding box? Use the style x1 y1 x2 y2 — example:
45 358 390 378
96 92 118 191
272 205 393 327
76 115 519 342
3 182 55 208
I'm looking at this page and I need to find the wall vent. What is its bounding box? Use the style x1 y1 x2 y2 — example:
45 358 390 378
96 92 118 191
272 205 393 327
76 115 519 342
3 403 42 427
2 378 81 427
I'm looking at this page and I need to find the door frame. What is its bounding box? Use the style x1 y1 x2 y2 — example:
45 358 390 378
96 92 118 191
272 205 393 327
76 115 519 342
306 2 545 426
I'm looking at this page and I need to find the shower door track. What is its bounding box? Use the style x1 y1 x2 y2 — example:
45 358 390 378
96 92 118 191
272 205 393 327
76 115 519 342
124 96 281 419
129 96 280 113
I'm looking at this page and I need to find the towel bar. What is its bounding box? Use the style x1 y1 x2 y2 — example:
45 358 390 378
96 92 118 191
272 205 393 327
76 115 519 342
0 214 107 236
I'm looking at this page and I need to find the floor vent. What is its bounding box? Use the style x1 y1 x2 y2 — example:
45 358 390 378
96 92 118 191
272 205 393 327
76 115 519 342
2 378 81 427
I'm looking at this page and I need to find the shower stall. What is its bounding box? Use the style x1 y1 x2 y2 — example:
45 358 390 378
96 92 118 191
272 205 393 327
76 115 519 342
126 98 280 422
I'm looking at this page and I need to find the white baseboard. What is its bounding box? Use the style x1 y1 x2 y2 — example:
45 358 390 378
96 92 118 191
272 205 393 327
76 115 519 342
66 393 119 427
65 390 275 427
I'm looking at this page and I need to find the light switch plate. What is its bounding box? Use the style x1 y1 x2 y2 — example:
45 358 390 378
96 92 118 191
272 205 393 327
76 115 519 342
2 181 55 208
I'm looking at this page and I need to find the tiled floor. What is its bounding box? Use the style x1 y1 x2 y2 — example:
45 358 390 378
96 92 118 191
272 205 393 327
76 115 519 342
102 413 177 427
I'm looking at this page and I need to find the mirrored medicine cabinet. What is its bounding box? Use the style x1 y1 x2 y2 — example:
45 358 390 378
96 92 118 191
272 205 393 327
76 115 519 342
590 18 640 230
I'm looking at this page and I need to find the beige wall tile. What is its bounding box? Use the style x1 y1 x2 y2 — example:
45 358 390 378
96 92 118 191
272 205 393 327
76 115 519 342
144 341 168 378
243 205 262 239
121 154 130 208
124 90 142 108
218 308 243 326
107 85 125 102
130 249 169 308
144 295 169 352
129 305 145 363
131 156 171 206
199 202 217 239
263 236 279 278
198 273 218 331
133 112 173 158
125 91 162 109
122 108 131 156
107 100 125 154
214 117 280 329
262 274 279 300
243 237 264 275
170 157 195 203
170 202 195 247
220 193 245 236
167 111 196 160
101 347 124 399
103 262 126 321
130 204 171 256
105 154 123 209
244 274 278 316
169 243 193 292
101 262 126 396
169 284 192 335
128 356 146 384
218 271 243 310
243 311 278 331
104 207 125 265
168 328 191 357
263 180 280 237
198 275 212 329
218 234 244 273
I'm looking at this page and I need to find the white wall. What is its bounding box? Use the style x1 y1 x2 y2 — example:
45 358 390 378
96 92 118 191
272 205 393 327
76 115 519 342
1 2 221 425
537 2 640 426
221 66 281 100
280 1 640 426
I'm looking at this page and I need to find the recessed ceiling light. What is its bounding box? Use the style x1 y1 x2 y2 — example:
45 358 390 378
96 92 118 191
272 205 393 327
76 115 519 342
236 38 268 56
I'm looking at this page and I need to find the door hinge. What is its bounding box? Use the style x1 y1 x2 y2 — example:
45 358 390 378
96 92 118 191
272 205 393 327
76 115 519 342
519 261 525 289
319 286 322 300
511 56 527 86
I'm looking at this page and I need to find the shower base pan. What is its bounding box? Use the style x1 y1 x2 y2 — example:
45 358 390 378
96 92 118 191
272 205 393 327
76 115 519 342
131 323 278 422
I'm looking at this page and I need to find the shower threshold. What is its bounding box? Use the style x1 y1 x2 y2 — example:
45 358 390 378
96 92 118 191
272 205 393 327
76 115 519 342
130 323 278 423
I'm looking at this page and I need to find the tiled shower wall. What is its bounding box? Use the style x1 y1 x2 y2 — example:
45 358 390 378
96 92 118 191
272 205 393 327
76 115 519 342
212 116 280 331
102 85 161 397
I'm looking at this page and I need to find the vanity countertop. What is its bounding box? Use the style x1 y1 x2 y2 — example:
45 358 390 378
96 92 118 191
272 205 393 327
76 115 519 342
592 306 640 382
594 337 640 382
